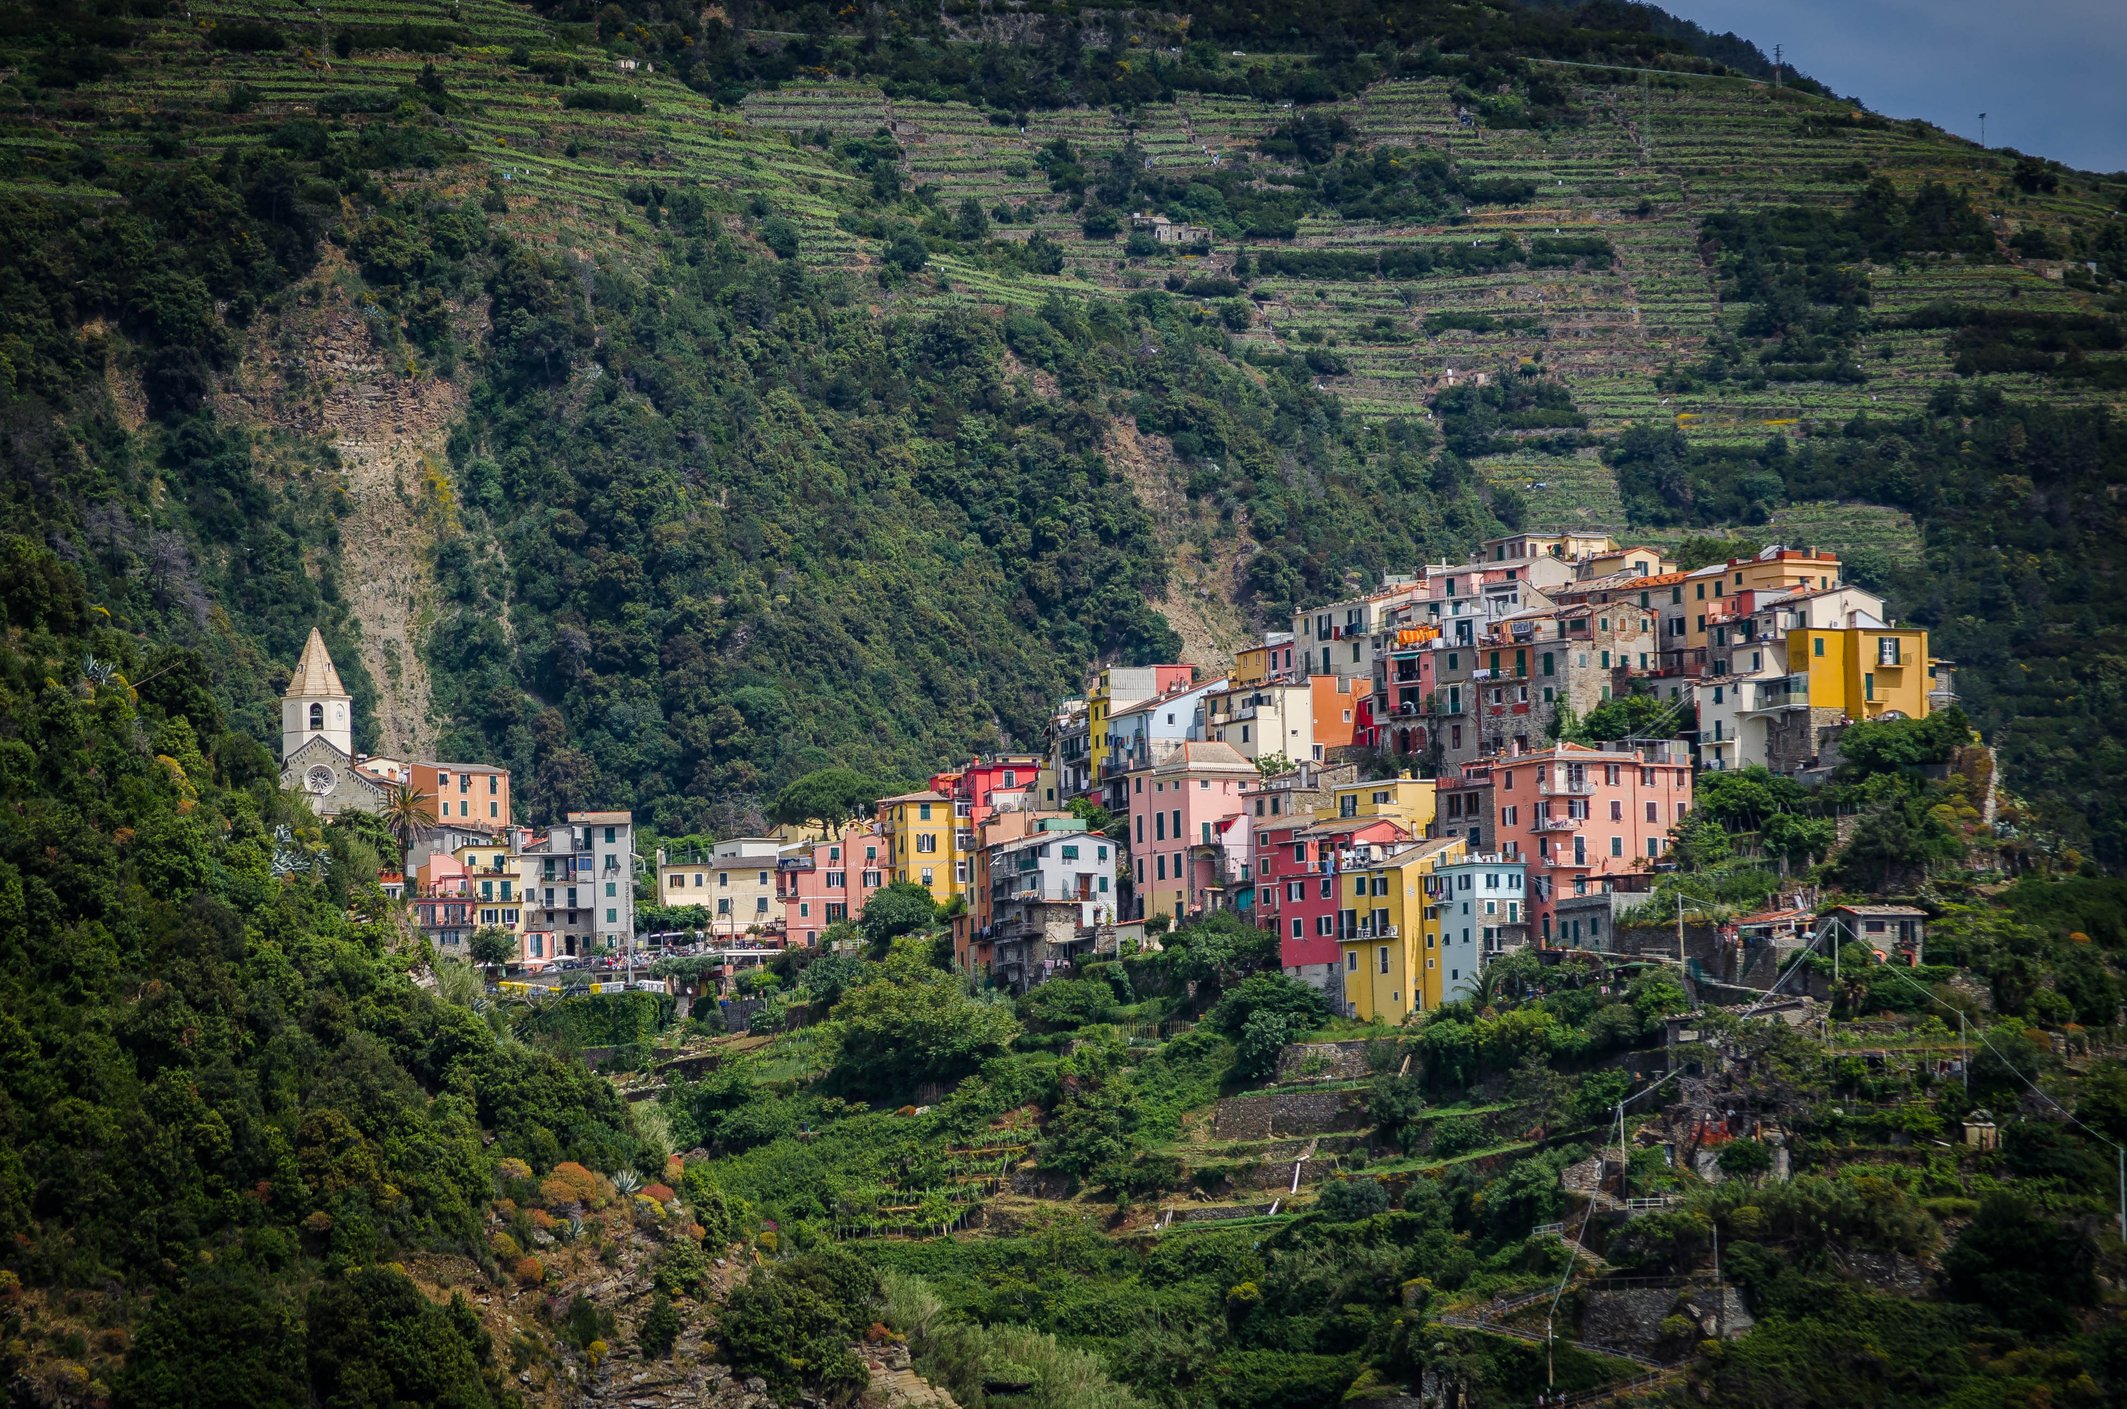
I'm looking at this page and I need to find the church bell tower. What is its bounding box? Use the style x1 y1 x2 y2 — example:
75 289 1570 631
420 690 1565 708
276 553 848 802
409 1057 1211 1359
282 628 354 762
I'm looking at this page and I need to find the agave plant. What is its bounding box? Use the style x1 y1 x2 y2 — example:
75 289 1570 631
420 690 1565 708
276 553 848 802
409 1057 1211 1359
612 1168 643 1196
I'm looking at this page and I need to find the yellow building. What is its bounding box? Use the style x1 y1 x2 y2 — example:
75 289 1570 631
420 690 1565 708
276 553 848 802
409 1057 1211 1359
1339 836 1467 1023
1323 774 1437 833
877 790 964 903
1790 625 1934 720
1680 549 1844 655
657 837 785 935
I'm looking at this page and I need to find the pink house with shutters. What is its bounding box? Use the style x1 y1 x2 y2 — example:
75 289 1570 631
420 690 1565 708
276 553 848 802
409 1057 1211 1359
1125 740 1257 922
776 822 893 947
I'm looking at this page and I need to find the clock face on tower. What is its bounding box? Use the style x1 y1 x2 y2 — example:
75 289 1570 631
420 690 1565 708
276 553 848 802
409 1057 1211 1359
305 764 338 795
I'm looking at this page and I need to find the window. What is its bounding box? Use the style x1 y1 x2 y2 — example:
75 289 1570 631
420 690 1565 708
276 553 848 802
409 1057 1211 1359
1378 946 1390 974
1156 854 1167 880
920 868 934 887
1646 801 1658 823
1610 836 1623 857
1153 812 1165 842
1346 950 1358 972
916 834 937 853
1061 844 1080 861
1171 809 1181 840
308 703 323 730
1812 636 1825 657
1610 800 1623 822
605 881 616 897
918 802 933 821
1003 769 1017 786
1294 919 1306 940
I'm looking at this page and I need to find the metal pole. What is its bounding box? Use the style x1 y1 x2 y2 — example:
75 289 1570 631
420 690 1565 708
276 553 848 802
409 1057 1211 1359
1677 892 1686 974
1960 1011 1968 1096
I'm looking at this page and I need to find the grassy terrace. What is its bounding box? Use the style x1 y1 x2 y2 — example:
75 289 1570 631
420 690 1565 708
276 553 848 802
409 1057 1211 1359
48 6 2123 518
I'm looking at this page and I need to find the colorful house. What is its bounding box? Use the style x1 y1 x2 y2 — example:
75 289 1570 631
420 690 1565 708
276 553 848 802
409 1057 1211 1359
1337 836 1467 1021
1125 740 1256 922
877 790 962 903
409 760 512 830
777 822 892 947
1487 742 1693 942
1086 664 1196 789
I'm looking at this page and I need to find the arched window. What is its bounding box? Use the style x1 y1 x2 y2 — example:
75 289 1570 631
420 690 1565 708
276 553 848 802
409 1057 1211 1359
309 703 324 730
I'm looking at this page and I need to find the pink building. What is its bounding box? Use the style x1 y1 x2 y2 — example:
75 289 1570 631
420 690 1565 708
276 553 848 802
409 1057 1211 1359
776 822 892 947
1125 740 1257 921
1487 741 1693 941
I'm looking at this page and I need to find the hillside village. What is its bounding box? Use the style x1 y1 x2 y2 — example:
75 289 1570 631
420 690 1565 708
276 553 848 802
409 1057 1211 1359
298 527 1954 1028
5 1 2124 1404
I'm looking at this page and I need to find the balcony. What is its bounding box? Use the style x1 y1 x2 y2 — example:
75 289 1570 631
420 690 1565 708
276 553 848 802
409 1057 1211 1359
1351 923 1399 940
1538 776 1595 798
1536 816 1581 832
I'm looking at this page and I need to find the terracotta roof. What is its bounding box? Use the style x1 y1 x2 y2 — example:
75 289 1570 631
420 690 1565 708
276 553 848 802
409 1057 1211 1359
876 789 948 805
285 628 349 699
568 810 632 823
1297 817 1410 840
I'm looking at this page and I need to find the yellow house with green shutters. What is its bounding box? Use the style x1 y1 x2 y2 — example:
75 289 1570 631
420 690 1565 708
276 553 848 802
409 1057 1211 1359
1339 835 1468 1023
1790 625 1933 720
1322 773 1438 834
877 789 962 904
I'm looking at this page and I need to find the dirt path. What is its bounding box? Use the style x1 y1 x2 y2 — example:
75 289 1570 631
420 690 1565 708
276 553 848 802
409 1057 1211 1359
225 253 462 757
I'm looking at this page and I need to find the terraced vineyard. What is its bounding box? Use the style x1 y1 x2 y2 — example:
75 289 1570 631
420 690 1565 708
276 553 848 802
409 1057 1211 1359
735 61 2122 529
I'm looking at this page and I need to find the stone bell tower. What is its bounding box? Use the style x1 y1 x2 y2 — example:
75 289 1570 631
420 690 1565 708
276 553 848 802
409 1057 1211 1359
281 627 353 763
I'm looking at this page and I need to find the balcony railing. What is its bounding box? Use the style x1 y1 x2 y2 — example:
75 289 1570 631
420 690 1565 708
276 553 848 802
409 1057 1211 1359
1538 777 1595 797
1536 816 1581 832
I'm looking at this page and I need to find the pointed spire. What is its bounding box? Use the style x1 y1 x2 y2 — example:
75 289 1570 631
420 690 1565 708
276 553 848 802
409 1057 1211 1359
286 627 350 700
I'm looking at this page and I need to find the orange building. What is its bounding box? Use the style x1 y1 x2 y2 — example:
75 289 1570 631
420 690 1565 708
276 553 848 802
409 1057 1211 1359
410 761 512 830
1311 674 1362 752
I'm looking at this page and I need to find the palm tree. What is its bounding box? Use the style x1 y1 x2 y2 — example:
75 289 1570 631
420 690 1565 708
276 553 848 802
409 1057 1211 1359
381 783 436 850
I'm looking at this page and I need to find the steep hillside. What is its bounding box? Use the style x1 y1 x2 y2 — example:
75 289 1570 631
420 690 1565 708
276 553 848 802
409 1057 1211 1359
1 0 2124 851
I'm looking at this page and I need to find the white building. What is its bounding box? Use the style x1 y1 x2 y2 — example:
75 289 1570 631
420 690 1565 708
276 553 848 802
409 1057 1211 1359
1431 854 1527 1003
517 811 635 958
1206 681 1316 763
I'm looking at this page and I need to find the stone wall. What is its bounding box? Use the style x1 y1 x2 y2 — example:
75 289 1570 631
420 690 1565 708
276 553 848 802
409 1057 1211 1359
1211 1088 1369 1141
1274 1040 1381 1083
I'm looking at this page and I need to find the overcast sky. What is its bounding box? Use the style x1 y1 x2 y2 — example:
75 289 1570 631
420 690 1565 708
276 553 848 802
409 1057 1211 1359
1655 1 2127 173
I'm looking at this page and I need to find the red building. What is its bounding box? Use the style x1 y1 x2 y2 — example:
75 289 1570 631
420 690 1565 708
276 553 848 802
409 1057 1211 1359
1261 815 1413 990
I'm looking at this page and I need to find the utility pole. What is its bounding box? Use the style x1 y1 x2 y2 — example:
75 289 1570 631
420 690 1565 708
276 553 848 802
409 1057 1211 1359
1677 892 1687 976
1979 112 1988 149
1773 44 1783 88
1959 1010 1968 1096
